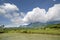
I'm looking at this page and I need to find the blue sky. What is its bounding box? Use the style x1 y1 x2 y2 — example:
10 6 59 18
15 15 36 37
0 0 60 12
0 0 60 27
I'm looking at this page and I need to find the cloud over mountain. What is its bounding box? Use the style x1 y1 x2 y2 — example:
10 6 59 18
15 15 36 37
0 3 60 26
23 7 46 23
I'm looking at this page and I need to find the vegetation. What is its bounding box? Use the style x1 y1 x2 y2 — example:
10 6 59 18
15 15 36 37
0 33 60 40
0 25 4 33
0 24 60 35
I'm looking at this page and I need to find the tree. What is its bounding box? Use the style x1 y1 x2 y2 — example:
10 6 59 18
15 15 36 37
0 25 4 33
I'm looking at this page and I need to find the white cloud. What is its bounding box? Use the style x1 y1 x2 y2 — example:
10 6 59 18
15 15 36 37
4 13 13 18
20 12 25 17
11 17 23 24
53 0 56 1
0 3 23 25
13 12 20 17
23 4 60 23
0 8 6 14
46 4 60 21
2 3 19 11
5 24 20 27
0 3 60 27
23 7 46 23
0 3 19 16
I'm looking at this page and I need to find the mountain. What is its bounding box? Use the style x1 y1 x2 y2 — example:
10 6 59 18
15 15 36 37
20 22 47 28
19 21 60 28
47 21 60 24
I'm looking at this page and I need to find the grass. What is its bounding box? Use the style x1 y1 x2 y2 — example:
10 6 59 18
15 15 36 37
16 28 60 35
27 29 60 35
0 33 60 40
0 28 60 35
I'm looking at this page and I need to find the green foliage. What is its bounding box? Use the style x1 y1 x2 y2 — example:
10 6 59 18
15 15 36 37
0 24 60 35
46 24 60 29
0 25 4 33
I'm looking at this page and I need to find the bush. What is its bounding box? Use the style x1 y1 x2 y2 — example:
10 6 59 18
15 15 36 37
22 30 27 33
